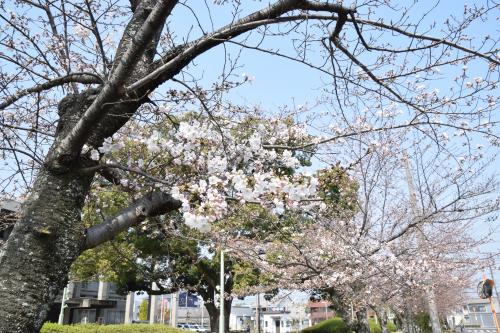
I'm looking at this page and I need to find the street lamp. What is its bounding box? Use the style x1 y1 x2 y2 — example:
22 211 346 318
256 249 266 333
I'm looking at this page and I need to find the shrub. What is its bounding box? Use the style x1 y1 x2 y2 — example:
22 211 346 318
302 317 397 333
41 323 188 333
302 317 351 333
368 319 397 333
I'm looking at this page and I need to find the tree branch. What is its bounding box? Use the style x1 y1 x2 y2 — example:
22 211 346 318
83 191 181 250
0 73 102 110
126 0 355 93
353 17 500 66
53 0 178 164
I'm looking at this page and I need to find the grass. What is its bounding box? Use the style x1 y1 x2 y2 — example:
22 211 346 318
41 323 189 333
301 317 397 333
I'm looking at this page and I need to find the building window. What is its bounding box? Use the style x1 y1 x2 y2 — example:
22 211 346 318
265 321 268 328
469 305 487 313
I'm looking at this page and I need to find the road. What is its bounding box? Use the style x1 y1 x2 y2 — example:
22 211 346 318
461 328 498 333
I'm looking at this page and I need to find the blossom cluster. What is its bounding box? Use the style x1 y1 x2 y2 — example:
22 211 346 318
98 115 319 231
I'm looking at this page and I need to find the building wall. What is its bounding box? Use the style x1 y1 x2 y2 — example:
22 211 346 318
466 308 500 327
307 301 335 325
230 305 253 331
260 313 298 333
463 299 500 328
58 281 126 325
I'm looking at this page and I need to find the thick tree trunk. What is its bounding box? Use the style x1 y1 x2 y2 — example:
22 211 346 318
425 288 442 333
0 168 94 332
0 92 97 332
375 307 389 333
205 298 232 333
354 308 370 333
206 302 219 333
402 309 414 333
335 303 365 333
381 310 389 333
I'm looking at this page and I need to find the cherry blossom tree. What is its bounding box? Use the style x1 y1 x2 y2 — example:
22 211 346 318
228 129 497 332
0 0 498 331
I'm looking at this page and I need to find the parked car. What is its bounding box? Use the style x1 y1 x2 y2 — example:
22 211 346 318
186 323 201 332
177 322 208 332
192 324 209 332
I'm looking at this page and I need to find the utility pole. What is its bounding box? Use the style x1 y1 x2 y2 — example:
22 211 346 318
201 297 205 328
220 249 225 333
172 291 178 327
403 153 442 333
124 291 135 324
150 281 159 324
161 294 165 324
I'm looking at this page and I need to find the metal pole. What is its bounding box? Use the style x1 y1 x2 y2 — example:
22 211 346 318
169 294 173 325
172 291 178 327
488 296 500 333
58 286 68 325
161 294 165 324
201 298 204 328
220 249 225 333
257 293 261 333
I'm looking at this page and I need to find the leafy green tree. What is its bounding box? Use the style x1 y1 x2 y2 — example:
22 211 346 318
139 299 149 321
72 205 272 332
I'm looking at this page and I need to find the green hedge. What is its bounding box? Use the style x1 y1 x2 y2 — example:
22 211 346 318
41 323 188 333
368 319 397 333
302 317 351 333
301 317 397 333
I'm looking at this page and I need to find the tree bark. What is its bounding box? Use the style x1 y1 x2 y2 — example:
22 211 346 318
354 308 371 333
425 288 442 333
0 167 94 332
0 91 98 332
375 307 389 333
205 298 232 333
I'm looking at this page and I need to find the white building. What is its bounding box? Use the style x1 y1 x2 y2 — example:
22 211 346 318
463 298 500 328
59 281 127 324
230 305 254 331
260 309 296 333
232 292 310 333
447 298 500 330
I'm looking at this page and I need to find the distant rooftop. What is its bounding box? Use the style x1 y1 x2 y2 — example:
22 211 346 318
261 310 291 315
308 300 331 308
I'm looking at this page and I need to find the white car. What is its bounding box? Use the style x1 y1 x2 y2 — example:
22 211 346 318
193 324 209 332
183 323 199 332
